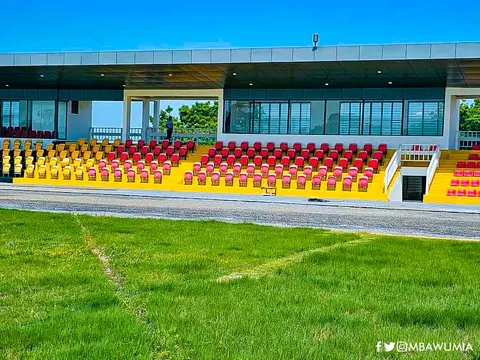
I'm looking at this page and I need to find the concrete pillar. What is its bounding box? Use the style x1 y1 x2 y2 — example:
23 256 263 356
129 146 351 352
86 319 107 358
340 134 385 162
216 91 224 141
122 96 132 142
141 99 150 141
153 100 160 141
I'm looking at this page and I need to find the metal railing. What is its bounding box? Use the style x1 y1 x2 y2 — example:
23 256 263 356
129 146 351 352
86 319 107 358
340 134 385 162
147 128 217 145
383 145 401 193
400 144 438 162
458 131 480 149
89 127 142 142
425 146 441 195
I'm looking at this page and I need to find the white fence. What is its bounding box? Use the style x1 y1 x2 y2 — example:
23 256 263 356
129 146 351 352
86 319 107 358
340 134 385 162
89 127 142 142
400 144 439 162
383 146 401 193
425 146 441 195
458 131 480 149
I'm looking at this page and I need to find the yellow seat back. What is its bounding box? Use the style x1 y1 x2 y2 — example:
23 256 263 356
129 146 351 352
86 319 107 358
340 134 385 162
50 165 59 176
38 165 46 176
49 157 58 167
113 139 121 147
47 150 56 159
56 143 65 153
26 156 34 166
14 156 22 165
2 163 10 173
80 144 88 153
83 151 91 160
103 145 112 154
26 164 35 177
89 139 97 147
92 145 100 154
37 157 46 166
13 143 20 150
14 163 23 174
78 138 86 147
73 158 83 168
46 144 53 152
24 149 33 158
85 158 94 168
63 166 71 178
101 139 109 147
3 155 10 164
36 150 44 158
2 149 9 157
71 150 79 160
95 151 104 161
13 149 21 157
69 144 77 153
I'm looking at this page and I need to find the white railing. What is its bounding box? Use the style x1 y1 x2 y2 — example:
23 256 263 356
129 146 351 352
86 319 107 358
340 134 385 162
383 145 401 193
458 131 480 149
425 146 441 195
89 127 142 142
400 144 438 162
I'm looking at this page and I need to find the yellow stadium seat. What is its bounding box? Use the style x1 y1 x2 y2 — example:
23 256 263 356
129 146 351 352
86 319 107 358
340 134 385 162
89 139 97 148
75 166 84 180
23 143 32 151
13 149 21 158
46 144 53 152
113 139 121 147
35 143 43 151
25 156 34 166
80 144 88 154
92 145 100 154
101 139 109 147
2 163 11 177
49 157 58 167
25 164 35 178
14 156 22 165
47 150 56 160
71 150 80 161
38 165 47 179
95 151 104 162
68 143 77 153
50 165 59 179
13 143 20 150
24 149 33 158
3 155 10 165
83 151 91 160
78 138 86 147
56 143 65 153
85 158 94 168
2 149 9 157
62 166 71 180
73 158 83 169
104 145 112 153
14 163 23 177
24 139 32 148
59 150 68 160
60 157 70 168
36 150 44 158
36 157 46 167
2 139 10 149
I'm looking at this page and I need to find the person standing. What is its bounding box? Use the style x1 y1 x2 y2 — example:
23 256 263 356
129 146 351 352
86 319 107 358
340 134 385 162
166 116 173 142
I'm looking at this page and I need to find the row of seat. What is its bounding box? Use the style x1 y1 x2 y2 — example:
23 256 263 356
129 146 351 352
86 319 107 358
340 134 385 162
211 141 388 155
1 127 55 139
456 161 480 169
453 169 480 177
446 189 480 197
450 179 480 187
184 171 370 191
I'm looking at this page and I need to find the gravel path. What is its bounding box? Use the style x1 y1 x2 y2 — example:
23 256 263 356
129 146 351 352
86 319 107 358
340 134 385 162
0 185 478 241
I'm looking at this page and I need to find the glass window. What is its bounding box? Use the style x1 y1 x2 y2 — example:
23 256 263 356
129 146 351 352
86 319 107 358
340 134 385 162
279 103 288 134
392 103 402 135
300 103 311 135
310 101 325 135
269 103 280 134
407 102 424 136
57 101 67 139
29 101 56 132
226 101 251 134
252 103 261 134
260 103 270 134
370 103 382 135
325 101 340 135
339 103 350 135
1 101 28 128
363 103 371 135
2 101 11 127
381 102 392 135
289 103 301 135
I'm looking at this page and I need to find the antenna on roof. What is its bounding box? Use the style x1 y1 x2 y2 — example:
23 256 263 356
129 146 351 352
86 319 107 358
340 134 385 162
312 33 319 50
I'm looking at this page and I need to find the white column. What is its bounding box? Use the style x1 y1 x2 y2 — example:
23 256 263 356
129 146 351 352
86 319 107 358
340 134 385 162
153 100 160 141
216 91 224 141
142 99 150 141
122 96 132 142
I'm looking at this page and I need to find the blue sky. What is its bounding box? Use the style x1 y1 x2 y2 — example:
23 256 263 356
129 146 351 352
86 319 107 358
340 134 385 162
1 0 479 126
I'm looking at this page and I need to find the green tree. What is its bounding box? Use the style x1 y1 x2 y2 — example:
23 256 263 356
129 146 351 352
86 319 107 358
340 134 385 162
178 101 218 131
459 100 480 131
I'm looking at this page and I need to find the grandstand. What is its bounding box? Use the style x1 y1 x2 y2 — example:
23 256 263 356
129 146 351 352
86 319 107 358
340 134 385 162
0 42 479 204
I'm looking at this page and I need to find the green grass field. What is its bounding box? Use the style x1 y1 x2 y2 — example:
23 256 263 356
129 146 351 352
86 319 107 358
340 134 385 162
0 209 479 360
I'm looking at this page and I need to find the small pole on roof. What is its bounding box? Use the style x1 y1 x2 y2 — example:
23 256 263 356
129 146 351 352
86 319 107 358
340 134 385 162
312 33 319 51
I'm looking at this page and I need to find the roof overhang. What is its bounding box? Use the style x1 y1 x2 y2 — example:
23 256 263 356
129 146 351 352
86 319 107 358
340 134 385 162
0 42 479 90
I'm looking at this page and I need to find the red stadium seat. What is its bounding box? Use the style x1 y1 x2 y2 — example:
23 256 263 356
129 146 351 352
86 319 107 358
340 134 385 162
273 149 282 160
364 167 374 183
472 144 480 150
467 189 477 197
107 152 116 164
289 165 298 180
303 165 313 180
309 157 319 171
281 156 290 168
137 139 145 148
306 142 315 153
266 142 275 152
274 164 283 178
186 140 195 152
314 149 324 160
198 171 206 185
247 148 255 159
214 154 222 166
348 143 358 154
215 141 223 152
457 189 466 196
320 143 329 153
153 146 162 157
467 161 476 168
260 148 269 159
472 179 480 187
114 168 122 182
253 141 262 153
149 140 157 150
301 149 310 160
158 153 167 164
342 176 353 191
132 152 141 165
268 173 277 187
150 161 159 174
128 145 136 156
297 174 306 189
254 156 263 169
120 152 128 164
247 163 255 177
280 142 288 153
457 161 466 168
358 151 368 162
179 147 187 160
253 173 262 187
334 143 343 154
239 172 248 187
208 148 216 159
464 170 474 177
329 150 339 161
240 155 249 168
338 158 348 171
295 156 304 170
111 160 119 172
318 166 328 180
348 167 358 182
163 161 171 175
137 161 145 173
460 179 470 187
184 171 193 185
101 168 109 181
225 172 234 186
161 140 169 150
450 179 459 186
343 150 353 162
287 149 296 161
363 143 372 155
282 174 291 189
206 163 214 176
446 189 456 196
227 155 236 167
171 153 180 167
475 170 480 177
193 162 201 176
327 176 336 190
358 176 368 191
233 148 242 158
200 154 209 166
166 146 175 158
293 142 302 153
261 164 269 178
211 171 220 186
369 159 379 173
312 175 321 190
468 154 479 160
378 143 387 154
267 156 276 169
453 169 463 177
228 141 236 152
240 141 249 152
233 163 241 176
98 159 107 170
333 166 343 181
221 148 229 159
324 157 333 171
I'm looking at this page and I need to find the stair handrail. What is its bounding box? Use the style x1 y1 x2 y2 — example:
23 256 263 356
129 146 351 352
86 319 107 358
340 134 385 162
384 145 401 193
425 146 441 195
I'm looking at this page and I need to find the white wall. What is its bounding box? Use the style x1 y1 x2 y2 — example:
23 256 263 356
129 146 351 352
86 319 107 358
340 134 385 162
217 134 447 149
400 167 428 176
66 101 92 141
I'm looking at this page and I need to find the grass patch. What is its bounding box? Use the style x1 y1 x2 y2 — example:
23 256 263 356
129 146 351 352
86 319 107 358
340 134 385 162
0 209 479 359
